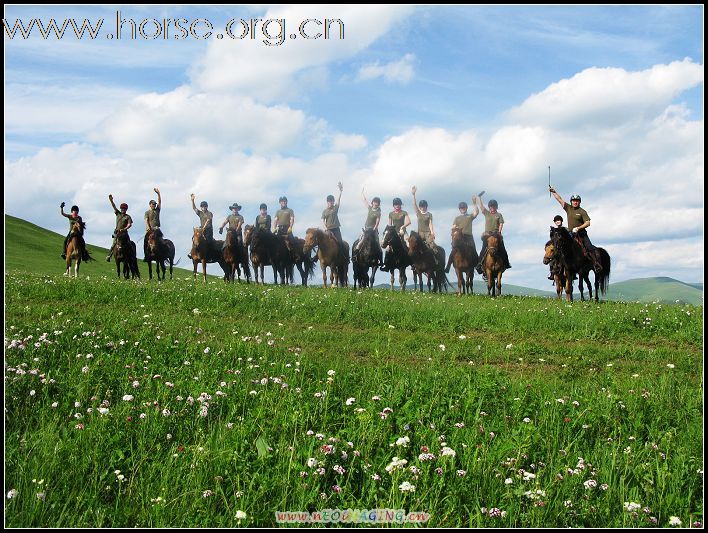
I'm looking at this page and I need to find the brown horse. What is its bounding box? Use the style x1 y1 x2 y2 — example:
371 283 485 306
481 233 506 296
303 228 349 288
146 227 177 281
543 240 567 300
114 230 140 279
545 226 584 302
222 229 251 283
64 220 92 277
407 231 448 292
449 227 478 295
191 228 228 282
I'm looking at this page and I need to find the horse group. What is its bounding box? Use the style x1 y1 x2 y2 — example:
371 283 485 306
543 226 611 302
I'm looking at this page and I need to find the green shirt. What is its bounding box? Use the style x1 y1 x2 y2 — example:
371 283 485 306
255 214 271 231
453 212 476 236
483 211 504 233
321 204 340 230
225 214 244 231
197 209 213 231
389 210 409 233
66 213 81 233
416 211 433 234
144 206 161 231
563 204 590 231
114 211 133 231
275 208 294 227
365 206 381 229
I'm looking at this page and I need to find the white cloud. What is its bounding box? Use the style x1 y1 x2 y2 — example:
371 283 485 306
356 53 416 84
331 133 368 152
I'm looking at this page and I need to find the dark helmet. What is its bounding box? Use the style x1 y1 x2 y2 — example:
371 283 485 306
458 201 468 209
279 196 288 203
488 199 498 209
372 197 381 204
392 197 402 206
120 202 128 210
553 215 564 223
200 201 208 208
259 203 267 210
71 205 79 213
570 194 581 202
418 199 428 208
326 194 335 202
149 200 157 206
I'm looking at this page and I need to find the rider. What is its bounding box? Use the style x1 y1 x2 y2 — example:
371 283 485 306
353 188 382 257
549 186 602 272
380 197 411 272
444 198 479 273
273 196 295 242
255 203 271 232
189 194 215 259
475 196 511 275
219 203 245 246
322 182 346 263
143 187 161 261
411 186 440 267
547 214 570 280
60 202 86 259
106 195 133 262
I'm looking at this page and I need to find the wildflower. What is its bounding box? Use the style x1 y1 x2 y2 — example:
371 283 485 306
122 395 134 402
504 478 513 485
399 481 416 492
439 344 446 351
667 363 675 369
345 397 356 406
522 417 531 423
371 395 381 401
36 492 46 501
385 457 408 473
584 479 597 489
307 458 318 468
7 489 18 499
441 446 456 457
371 474 381 481
668 516 682 527
394 436 410 447
435 467 443 475
51 402 58 408
327 370 336 376
202 490 213 498
235 511 247 520
456 470 466 477
333 465 346 475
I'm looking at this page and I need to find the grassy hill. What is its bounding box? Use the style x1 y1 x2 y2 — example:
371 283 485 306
4 215 704 304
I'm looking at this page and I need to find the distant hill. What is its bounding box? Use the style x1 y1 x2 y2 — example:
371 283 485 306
4 215 703 305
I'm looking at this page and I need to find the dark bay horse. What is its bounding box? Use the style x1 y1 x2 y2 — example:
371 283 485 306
191 228 228 282
64 220 92 277
407 231 448 292
246 226 290 284
284 235 316 286
303 228 349 288
146 227 177 281
449 227 478 295
481 233 506 297
114 231 140 279
381 225 411 291
545 226 584 302
222 229 251 283
543 240 567 300
352 228 382 289
577 241 611 302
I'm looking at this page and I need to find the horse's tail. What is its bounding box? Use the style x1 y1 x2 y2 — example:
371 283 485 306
598 248 611 295
304 254 317 280
173 257 182 266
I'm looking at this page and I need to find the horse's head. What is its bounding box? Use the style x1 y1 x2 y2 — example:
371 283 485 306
70 220 84 235
243 225 254 245
543 240 555 265
407 231 422 252
225 228 238 246
381 225 398 248
193 227 205 246
451 226 464 244
303 228 319 253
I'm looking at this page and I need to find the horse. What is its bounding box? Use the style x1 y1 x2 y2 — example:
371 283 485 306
146 227 177 281
64 220 92 277
222 229 251 283
283 234 316 286
545 226 585 302
481 233 507 297
191 228 229 282
351 228 382 289
303 228 350 288
448 227 478 295
246 226 291 285
114 230 140 279
407 231 448 292
381 225 411 291
543 240 567 300
576 240 611 302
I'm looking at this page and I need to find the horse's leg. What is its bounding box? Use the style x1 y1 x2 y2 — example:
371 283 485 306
370 265 377 287
594 272 600 303
497 271 502 296
565 271 573 302
202 260 207 282
390 270 395 291
469 269 474 295
400 269 407 292
74 258 80 278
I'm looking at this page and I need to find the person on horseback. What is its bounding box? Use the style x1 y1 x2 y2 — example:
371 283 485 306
353 188 382 257
380 197 411 272
189 194 215 260
143 187 161 262
475 196 511 277
411 186 440 267
219 202 245 246
255 203 272 232
60 202 89 260
273 196 295 237
322 182 346 264
444 198 479 273
549 186 602 273
106 195 133 261
547 214 570 280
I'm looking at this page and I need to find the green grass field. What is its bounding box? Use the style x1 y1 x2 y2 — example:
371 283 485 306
4 266 703 527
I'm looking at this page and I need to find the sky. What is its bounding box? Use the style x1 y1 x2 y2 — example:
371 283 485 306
4 5 704 289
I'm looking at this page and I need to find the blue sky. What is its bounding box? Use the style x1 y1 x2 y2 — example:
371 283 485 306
4 5 704 289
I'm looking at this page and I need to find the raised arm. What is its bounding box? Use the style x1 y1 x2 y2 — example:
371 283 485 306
155 187 162 209
108 194 118 213
361 188 370 209
190 193 199 215
549 187 566 208
474 195 488 215
336 181 343 208
60 202 69 218
411 186 421 216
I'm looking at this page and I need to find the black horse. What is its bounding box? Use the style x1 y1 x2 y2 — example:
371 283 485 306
546 226 584 302
115 231 140 279
284 234 317 286
381 225 411 291
577 243 611 302
249 226 291 285
146 227 177 281
352 228 383 289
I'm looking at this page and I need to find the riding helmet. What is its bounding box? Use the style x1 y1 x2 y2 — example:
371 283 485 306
259 203 267 210
553 215 563 223
392 197 402 206
120 203 128 210
458 201 468 209
372 197 381 204
488 199 498 209
149 200 157 206
71 205 79 213
570 194 581 202
200 201 208 208
326 194 335 202
418 200 428 208
279 196 288 202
